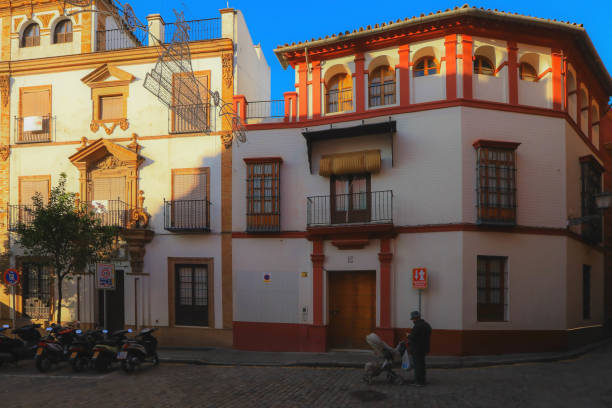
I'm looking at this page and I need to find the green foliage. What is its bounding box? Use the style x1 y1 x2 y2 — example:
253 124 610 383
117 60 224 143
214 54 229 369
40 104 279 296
15 173 119 323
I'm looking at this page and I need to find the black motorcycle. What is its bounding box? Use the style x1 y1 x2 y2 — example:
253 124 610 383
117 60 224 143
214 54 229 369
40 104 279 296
0 323 42 367
119 328 159 373
91 329 129 372
68 329 104 372
35 324 77 372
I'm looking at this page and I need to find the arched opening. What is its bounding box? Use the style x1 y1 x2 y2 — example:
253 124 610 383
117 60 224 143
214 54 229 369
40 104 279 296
368 65 395 107
474 46 496 76
567 69 577 122
413 56 438 77
579 88 589 134
54 19 73 44
592 103 600 146
519 63 537 82
326 73 353 113
21 23 40 48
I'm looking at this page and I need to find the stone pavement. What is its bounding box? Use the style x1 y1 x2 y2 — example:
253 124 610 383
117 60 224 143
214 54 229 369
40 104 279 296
1 340 612 407
158 338 611 368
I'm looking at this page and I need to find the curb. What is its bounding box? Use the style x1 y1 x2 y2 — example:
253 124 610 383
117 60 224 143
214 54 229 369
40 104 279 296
159 338 611 369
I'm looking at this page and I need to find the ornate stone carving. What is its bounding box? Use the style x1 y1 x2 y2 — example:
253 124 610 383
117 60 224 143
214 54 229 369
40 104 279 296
123 229 155 275
39 14 53 28
79 136 88 149
0 144 9 161
127 192 150 229
90 121 100 132
0 75 9 108
14 18 24 32
222 53 233 89
119 118 129 131
96 156 126 170
221 132 233 149
127 133 140 153
90 120 129 135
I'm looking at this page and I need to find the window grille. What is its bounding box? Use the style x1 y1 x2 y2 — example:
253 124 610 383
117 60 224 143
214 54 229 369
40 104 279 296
582 265 591 320
246 159 281 232
477 256 508 322
22 263 52 320
476 146 517 225
580 158 602 244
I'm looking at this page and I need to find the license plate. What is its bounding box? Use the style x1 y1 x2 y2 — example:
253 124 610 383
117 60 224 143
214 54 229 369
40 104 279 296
117 352 128 360
70 352 78 359
36 348 43 356
93 351 99 359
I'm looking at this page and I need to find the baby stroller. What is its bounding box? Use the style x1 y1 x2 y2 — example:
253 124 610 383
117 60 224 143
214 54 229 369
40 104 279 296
363 333 404 385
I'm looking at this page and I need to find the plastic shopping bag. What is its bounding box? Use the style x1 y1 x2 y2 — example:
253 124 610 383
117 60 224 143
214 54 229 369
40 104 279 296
401 350 412 371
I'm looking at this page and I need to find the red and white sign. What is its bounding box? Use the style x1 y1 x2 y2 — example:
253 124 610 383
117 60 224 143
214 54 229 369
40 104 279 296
96 263 115 290
3 268 20 286
412 268 428 289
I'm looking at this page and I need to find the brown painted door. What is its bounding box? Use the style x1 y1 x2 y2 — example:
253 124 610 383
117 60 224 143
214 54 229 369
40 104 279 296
328 270 376 349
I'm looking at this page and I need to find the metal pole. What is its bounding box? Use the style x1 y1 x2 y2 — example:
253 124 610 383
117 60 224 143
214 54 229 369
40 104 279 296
418 289 422 315
134 278 139 331
103 289 107 330
11 285 16 330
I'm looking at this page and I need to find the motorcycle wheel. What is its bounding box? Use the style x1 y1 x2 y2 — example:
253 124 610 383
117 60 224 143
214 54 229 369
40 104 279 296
153 353 160 366
72 356 89 373
94 355 109 373
35 355 52 373
121 360 135 373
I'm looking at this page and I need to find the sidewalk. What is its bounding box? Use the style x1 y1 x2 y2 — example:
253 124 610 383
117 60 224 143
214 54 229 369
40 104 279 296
158 338 611 369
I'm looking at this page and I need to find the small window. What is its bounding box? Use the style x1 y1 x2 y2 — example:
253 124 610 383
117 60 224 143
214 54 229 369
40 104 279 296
22 263 52 320
54 20 73 44
475 142 519 225
474 55 494 76
331 174 371 224
477 256 508 322
326 73 352 113
519 63 537 82
167 168 210 231
369 66 396 107
580 156 602 244
582 265 591 320
21 23 40 48
246 158 281 232
98 95 124 120
413 57 438 77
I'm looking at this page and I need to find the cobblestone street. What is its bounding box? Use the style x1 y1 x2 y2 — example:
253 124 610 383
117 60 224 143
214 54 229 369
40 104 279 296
1 342 612 408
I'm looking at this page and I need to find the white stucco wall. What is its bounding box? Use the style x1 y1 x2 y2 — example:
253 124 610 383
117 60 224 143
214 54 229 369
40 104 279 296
234 10 270 102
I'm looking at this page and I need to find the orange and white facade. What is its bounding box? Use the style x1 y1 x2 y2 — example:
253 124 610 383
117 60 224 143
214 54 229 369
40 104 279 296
231 6 612 354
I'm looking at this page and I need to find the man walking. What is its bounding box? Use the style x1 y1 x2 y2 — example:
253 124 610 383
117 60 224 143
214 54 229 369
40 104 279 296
407 311 432 386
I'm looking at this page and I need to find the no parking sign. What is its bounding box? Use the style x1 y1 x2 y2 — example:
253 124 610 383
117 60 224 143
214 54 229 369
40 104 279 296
96 263 116 290
3 268 20 286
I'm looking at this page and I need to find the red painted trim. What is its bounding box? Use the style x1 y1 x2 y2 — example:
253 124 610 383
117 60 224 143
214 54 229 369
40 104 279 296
579 155 604 173
379 238 392 330
233 322 327 352
233 95 247 122
312 61 322 119
232 231 306 238
331 239 369 249
283 91 298 122
445 35 457 100
354 53 365 113
563 57 568 112
588 96 593 140
493 61 508 75
461 35 473 99
243 157 283 164
507 41 518 105
472 139 521 150
576 79 582 131
535 67 552 82
398 44 410 107
298 63 308 120
311 240 324 326
307 223 396 240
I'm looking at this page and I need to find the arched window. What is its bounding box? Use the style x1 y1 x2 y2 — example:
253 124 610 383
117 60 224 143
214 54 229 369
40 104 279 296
21 23 40 48
54 20 73 44
413 57 438 77
369 66 395 107
474 55 494 76
519 63 537 82
326 73 352 113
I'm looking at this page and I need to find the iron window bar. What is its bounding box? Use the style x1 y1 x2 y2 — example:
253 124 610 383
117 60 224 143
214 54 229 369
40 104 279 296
246 100 285 119
14 115 55 144
306 190 393 227
164 18 221 43
164 199 211 232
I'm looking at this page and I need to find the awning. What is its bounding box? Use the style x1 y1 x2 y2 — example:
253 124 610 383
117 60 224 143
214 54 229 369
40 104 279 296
319 150 381 176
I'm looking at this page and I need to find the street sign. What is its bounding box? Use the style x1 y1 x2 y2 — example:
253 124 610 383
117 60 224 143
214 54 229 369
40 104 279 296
263 273 272 283
412 268 428 289
3 268 20 286
96 263 116 290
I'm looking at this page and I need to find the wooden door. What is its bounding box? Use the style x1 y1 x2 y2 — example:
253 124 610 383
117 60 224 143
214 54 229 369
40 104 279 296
328 270 376 349
330 175 371 225
98 270 125 332
175 264 209 326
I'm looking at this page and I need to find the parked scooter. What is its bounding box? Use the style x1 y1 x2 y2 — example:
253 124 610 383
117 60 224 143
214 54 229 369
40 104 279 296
68 329 104 372
35 324 77 372
91 329 129 372
119 328 159 373
0 323 42 367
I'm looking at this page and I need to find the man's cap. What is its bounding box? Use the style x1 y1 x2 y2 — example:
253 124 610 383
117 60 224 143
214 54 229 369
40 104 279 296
410 311 420 319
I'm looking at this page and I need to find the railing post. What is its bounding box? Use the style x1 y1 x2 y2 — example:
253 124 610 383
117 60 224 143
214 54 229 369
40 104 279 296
233 95 247 123
284 92 297 122
146 14 165 46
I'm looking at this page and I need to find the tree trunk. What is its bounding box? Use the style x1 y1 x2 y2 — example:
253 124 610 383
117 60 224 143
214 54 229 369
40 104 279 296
56 275 63 325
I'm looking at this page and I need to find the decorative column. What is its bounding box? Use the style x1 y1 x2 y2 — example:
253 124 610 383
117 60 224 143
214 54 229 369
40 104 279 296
588 95 593 140
298 63 308 120
462 35 473 100
507 41 519 105
563 57 569 113
311 61 322 119
398 44 410 106
376 238 394 345
283 92 297 122
552 49 563 111
445 35 457 100
354 53 365 113
311 240 324 326
576 80 582 131
233 95 247 122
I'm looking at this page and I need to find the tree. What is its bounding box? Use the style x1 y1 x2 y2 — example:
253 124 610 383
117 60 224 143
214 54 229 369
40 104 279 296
15 173 118 324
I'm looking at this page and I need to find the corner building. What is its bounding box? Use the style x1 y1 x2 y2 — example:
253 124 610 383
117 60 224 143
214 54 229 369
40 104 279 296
231 6 612 354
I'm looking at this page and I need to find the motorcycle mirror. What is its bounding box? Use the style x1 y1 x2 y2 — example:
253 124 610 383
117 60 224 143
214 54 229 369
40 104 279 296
102 330 108 334
46 327 53 331
2 324 9 328
128 329 133 333
76 330 82 334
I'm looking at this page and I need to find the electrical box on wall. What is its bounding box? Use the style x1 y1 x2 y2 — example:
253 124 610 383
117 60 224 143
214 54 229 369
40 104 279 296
301 306 308 322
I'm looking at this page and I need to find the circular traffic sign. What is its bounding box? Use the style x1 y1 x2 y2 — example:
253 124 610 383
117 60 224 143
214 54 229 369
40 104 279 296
3 268 20 286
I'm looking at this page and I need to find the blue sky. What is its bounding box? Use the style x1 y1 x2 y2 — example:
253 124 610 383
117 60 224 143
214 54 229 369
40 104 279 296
131 1 611 102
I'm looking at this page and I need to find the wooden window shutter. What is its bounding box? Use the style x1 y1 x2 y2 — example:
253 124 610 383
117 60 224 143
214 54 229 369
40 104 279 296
20 179 49 206
93 177 126 201
22 89 50 117
99 95 123 120
173 173 207 201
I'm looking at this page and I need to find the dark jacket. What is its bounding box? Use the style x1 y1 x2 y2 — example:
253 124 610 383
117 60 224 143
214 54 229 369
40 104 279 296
408 319 432 355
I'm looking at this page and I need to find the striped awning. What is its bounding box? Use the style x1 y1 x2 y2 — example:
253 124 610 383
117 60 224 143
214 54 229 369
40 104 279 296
319 149 381 177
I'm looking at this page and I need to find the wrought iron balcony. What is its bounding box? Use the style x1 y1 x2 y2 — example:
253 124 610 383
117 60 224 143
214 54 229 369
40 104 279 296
8 205 35 231
164 199 211 232
245 100 285 123
307 190 393 227
14 115 54 144
169 103 210 134
96 28 148 51
164 18 221 43
86 200 129 228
